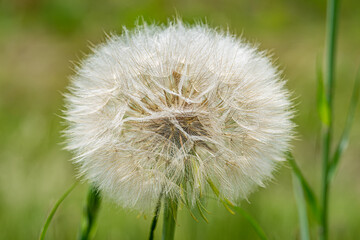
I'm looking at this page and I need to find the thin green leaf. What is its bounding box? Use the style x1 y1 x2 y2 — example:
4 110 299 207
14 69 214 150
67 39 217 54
39 182 78 240
292 174 310 240
317 61 331 126
287 152 320 222
233 206 268 240
328 69 360 182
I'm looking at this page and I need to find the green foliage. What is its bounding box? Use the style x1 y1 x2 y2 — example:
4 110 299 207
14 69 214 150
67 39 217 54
328 69 360 182
291 1 359 239
287 153 320 222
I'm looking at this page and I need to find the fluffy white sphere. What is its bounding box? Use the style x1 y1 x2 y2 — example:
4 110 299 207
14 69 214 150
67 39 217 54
64 22 294 212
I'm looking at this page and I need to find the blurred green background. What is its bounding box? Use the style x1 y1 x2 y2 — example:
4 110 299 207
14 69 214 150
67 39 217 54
0 0 359 239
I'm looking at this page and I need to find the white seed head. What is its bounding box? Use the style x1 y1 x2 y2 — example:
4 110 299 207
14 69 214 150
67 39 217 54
64 21 294 212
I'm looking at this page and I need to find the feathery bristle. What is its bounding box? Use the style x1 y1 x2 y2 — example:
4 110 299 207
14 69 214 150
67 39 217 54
64 21 294 212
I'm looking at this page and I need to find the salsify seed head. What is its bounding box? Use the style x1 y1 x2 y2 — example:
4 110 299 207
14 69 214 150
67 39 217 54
64 21 294 212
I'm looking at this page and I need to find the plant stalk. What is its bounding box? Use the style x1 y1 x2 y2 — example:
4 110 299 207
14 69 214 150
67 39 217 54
78 185 102 240
161 198 178 240
149 193 163 240
321 0 339 239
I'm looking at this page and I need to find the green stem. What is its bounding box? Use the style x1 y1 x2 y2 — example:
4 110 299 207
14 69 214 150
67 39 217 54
161 198 178 240
321 0 339 239
78 185 102 240
325 0 339 106
321 131 330 240
149 193 163 240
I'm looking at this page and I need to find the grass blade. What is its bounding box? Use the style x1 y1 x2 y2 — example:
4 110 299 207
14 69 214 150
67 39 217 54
292 174 310 240
233 206 268 240
39 182 78 240
328 69 360 182
287 152 320 222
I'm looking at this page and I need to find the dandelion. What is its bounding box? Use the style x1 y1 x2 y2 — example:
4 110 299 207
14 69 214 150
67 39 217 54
64 21 294 217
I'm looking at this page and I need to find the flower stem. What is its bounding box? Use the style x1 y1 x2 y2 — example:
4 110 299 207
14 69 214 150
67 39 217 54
161 198 178 240
149 193 163 240
78 185 102 240
321 0 339 239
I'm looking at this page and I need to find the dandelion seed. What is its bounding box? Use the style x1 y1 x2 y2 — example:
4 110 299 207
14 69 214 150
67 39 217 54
64 21 294 212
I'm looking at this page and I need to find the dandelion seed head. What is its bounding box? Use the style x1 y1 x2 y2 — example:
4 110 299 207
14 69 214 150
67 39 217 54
64 21 294 212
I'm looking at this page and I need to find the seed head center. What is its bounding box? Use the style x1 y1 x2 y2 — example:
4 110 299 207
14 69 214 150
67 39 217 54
148 115 207 148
